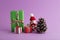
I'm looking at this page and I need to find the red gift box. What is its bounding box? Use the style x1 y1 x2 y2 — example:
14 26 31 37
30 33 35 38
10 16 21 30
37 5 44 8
15 26 22 34
24 26 32 33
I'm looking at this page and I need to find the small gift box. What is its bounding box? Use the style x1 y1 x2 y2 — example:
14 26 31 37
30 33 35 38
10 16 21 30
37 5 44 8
24 26 32 33
15 26 22 34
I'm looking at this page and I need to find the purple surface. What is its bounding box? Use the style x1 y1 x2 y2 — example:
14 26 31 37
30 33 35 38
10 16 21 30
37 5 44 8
0 0 60 40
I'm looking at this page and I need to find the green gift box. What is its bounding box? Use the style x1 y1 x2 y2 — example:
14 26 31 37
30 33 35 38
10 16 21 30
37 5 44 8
18 10 24 32
10 10 24 32
10 10 17 32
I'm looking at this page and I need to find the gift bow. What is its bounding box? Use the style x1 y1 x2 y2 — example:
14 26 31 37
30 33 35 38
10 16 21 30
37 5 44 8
11 20 24 24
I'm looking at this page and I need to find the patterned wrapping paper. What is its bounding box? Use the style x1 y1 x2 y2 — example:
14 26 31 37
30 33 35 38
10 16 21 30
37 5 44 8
15 26 22 34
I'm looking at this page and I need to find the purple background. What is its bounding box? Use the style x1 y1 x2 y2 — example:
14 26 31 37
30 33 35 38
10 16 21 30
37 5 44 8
0 0 60 40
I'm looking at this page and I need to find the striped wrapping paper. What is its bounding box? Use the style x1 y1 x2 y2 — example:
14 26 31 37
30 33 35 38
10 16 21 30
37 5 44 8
15 26 22 34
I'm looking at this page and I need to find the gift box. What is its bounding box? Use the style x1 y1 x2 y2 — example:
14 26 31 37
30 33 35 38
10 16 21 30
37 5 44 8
24 26 32 33
15 26 22 34
18 10 24 32
10 10 24 32
10 10 17 32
